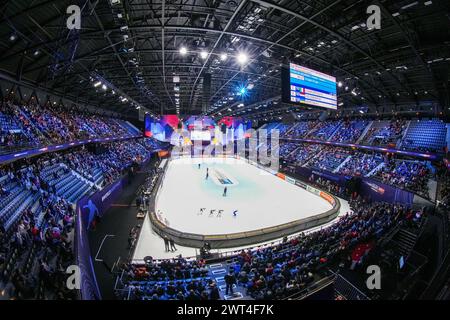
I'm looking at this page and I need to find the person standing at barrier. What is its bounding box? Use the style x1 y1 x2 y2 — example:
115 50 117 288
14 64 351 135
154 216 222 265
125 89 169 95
209 282 220 300
224 270 236 296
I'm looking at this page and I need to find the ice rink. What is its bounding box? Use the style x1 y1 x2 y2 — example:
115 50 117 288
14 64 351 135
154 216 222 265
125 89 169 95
154 157 333 235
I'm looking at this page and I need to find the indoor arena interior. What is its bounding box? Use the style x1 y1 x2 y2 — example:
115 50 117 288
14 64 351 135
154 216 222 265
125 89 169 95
0 0 449 308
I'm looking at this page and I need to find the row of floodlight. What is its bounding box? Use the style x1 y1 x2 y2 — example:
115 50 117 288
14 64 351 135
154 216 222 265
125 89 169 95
178 46 249 65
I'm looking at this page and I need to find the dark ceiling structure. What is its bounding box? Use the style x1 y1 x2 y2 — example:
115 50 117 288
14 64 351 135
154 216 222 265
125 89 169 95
0 0 449 121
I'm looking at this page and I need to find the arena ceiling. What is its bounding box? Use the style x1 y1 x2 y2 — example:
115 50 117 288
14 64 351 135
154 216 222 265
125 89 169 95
0 0 449 120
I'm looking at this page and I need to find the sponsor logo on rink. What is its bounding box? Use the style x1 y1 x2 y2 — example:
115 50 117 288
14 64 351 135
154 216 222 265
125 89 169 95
285 176 296 184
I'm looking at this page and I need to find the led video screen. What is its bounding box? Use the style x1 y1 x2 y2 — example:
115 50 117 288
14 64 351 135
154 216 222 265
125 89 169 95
190 131 211 141
146 115 181 142
185 116 215 130
144 114 152 138
282 62 337 110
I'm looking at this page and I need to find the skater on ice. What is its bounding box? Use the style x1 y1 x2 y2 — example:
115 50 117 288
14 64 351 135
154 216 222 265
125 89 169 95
163 235 170 252
169 238 177 252
223 187 227 197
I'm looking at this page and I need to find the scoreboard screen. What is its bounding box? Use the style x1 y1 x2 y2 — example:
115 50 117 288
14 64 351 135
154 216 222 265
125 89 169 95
190 131 211 141
282 62 337 110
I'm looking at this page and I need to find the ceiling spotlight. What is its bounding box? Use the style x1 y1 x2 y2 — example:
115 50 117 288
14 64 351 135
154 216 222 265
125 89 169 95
93 81 102 87
220 53 228 61
102 84 107 90
237 52 249 64
179 46 187 55
9 34 17 41
33 50 40 56
200 50 208 59
338 81 343 88
237 87 247 96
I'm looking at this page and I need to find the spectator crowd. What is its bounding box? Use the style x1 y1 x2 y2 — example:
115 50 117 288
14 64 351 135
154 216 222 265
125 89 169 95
1 99 140 155
120 198 423 300
0 137 163 299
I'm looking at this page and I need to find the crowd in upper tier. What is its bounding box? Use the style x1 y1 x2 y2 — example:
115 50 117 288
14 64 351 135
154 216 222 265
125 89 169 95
277 140 435 199
306 146 352 172
337 152 384 177
119 198 423 300
0 100 140 154
0 138 162 299
274 118 447 153
361 120 407 146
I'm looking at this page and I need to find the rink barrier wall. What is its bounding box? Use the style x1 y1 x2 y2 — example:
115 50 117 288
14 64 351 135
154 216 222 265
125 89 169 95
148 155 340 249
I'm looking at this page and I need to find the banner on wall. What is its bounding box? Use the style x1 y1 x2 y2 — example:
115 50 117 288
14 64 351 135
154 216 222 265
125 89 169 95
77 178 126 229
360 178 414 205
74 176 128 300
75 206 101 300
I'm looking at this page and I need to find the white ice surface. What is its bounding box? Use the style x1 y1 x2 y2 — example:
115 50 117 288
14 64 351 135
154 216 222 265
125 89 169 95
154 157 332 235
